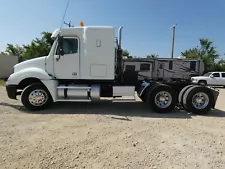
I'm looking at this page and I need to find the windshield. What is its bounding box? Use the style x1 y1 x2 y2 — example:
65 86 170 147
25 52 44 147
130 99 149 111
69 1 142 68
203 72 212 76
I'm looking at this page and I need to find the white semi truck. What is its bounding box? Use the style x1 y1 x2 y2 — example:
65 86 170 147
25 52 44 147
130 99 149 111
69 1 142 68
5 23 219 114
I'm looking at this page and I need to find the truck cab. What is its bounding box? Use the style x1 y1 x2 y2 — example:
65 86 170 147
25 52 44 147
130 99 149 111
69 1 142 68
5 25 133 110
10 26 116 81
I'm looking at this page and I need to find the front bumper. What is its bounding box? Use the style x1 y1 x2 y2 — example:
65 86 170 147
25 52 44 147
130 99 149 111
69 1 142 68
191 81 198 84
6 85 17 100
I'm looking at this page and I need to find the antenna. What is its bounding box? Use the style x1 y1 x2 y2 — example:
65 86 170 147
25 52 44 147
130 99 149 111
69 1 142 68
64 21 74 28
60 0 71 30
55 0 70 62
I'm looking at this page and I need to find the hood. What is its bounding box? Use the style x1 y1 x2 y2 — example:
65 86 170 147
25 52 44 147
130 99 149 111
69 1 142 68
14 56 46 72
191 76 210 79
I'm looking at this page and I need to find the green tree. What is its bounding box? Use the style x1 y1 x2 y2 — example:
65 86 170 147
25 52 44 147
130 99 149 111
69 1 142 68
181 38 219 73
2 44 25 62
5 44 24 57
0 52 9 55
0 32 53 61
123 50 132 58
214 59 225 71
23 32 53 59
218 59 225 66
146 54 158 58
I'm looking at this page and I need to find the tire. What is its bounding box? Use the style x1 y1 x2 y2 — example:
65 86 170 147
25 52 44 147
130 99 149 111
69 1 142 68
198 81 206 86
21 83 53 111
138 82 160 103
182 86 214 115
139 93 146 102
146 84 176 113
178 85 195 108
139 89 149 103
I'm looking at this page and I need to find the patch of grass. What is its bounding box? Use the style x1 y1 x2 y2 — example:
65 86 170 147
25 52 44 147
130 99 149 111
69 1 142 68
0 80 6 86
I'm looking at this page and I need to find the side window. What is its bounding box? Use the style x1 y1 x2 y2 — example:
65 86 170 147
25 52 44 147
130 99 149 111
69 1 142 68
125 65 135 71
169 61 173 70
140 63 150 71
159 63 164 69
222 73 225 78
212 73 220 77
190 61 196 71
56 38 78 55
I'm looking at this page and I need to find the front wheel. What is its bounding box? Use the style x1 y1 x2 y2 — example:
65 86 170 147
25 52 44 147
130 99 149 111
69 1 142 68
21 83 53 111
146 84 176 113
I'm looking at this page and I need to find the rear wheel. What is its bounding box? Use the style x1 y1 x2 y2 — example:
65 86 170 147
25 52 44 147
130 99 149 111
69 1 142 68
182 86 214 114
178 85 195 108
140 94 146 102
21 83 53 111
146 84 176 113
140 83 160 103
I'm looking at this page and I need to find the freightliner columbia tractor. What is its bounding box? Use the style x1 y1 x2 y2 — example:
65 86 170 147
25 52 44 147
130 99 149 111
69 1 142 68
5 23 219 114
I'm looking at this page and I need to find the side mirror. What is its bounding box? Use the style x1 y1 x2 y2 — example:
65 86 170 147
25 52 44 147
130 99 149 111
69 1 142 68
59 48 64 56
209 74 214 78
58 36 64 56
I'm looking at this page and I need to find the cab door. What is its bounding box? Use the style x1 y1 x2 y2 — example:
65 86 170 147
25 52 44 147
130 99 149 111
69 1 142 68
209 72 221 85
53 37 80 79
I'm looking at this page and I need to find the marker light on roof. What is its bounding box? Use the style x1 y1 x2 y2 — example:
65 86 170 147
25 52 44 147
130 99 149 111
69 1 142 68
80 22 84 26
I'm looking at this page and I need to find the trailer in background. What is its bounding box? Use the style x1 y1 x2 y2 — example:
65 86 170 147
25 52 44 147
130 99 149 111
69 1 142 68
0 55 18 79
123 58 204 83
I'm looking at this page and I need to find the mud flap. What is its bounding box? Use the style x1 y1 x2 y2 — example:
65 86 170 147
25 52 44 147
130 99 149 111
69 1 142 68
208 87 219 109
137 81 151 97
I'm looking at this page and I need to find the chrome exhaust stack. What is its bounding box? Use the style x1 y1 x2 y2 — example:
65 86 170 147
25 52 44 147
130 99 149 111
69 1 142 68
118 26 123 48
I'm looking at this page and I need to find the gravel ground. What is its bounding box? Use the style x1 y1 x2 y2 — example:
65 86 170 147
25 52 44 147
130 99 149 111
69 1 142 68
0 86 225 169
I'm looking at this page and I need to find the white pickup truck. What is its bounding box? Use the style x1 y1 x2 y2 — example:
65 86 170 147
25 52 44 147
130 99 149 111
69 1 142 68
191 72 225 87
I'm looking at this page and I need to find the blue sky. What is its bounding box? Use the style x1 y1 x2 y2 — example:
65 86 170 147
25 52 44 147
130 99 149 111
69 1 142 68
0 0 225 58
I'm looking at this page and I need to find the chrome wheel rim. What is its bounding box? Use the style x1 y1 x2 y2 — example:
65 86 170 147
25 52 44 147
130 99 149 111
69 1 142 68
192 92 209 109
154 91 172 108
28 89 48 106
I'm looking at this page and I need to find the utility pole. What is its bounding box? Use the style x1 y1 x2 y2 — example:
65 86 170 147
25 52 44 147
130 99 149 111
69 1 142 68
170 24 177 58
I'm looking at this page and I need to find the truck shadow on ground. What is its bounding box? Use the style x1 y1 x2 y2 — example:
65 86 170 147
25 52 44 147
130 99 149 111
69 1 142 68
1 101 225 119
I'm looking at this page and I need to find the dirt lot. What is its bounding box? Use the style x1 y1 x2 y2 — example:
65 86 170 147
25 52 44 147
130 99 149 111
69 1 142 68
0 86 225 169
